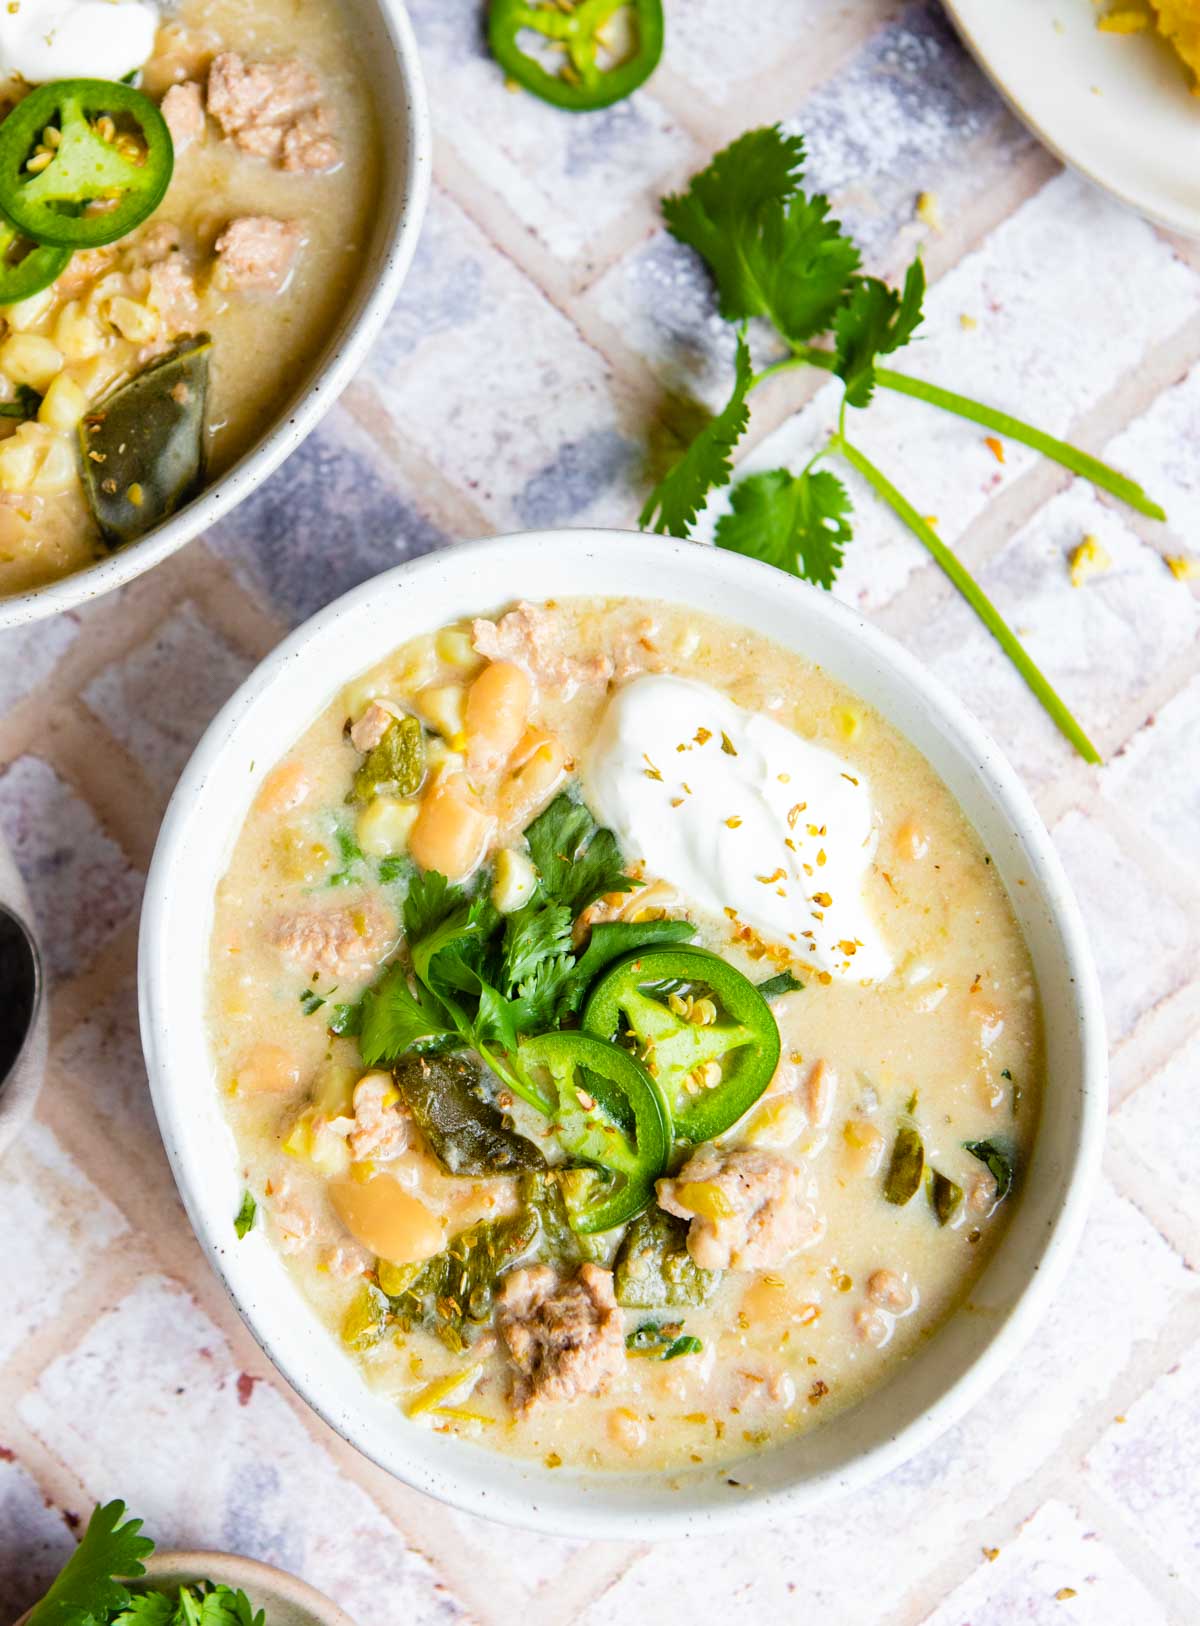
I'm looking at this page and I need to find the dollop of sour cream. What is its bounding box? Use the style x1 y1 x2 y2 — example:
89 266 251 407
0 0 160 85
584 674 892 983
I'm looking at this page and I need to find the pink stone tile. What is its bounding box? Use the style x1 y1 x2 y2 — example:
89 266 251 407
1052 811 1196 1045
405 0 696 263
1114 1026 1200 1242
1105 357 1200 553
1103 674 1200 887
81 604 253 800
18 1276 469 1624
0 612 80 714
0 1455 78 1623
904 486 1200 789
580 1183 1190 1626
1085 1337 1200 1595
666 0 857 107
368 193 641 531
919 1500 1171 1626
54 974 162 1154
0 755 143 980
0 1122 128 1366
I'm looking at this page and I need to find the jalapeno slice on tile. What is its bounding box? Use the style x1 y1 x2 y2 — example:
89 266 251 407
519 1030 670 1232
0 79 174 249
0 218 71 304
582 946 781 1144
488 0 664 112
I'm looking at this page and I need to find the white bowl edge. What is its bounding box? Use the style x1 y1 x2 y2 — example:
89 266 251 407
138 529 1108 1540
0 0 432 631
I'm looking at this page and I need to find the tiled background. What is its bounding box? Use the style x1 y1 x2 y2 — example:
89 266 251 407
2 2 1199 1621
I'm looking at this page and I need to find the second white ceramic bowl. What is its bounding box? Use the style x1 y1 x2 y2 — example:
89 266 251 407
0 0 431 631
138 529 1107 1539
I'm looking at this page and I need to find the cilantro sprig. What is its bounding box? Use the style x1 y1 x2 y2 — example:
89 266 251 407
355 793 694 1108
642 125 1169 762
25 1501 266 1626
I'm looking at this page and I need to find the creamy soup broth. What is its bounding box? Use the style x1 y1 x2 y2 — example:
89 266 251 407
209 598 1041 1473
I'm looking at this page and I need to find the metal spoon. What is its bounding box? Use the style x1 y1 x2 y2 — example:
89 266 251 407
0 901 41 1097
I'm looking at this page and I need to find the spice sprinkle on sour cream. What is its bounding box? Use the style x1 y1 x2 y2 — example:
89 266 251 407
583 674 893 983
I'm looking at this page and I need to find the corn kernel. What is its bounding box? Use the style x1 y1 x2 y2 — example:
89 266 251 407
835 706 862 741
3 286 54 331
103 295 159 343
54 300 103 362
38 372 87 432
357 796 419 858
0 332 63 391
435 627 479 669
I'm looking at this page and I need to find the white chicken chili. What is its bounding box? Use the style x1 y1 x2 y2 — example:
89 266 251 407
208 597 1042 1473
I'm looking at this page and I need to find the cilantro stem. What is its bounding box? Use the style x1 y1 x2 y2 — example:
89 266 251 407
837 436 1102 764
748 348 1164 522
872 368 1166 521
477 1039 555 1116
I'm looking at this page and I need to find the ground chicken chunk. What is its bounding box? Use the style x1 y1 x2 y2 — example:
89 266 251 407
271 1180 316 1254
215 216 303 293
268 895 393 980
496 1263 625 1411
349 700 397 753
146 252 201 336
161 81 205 152
345 1072 409 1163
657 1148 824 1270
472 602 612 701
206 51 340 171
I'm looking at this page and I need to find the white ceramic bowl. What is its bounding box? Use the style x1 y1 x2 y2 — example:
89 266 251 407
139 530 1107 1539
0 0 431 631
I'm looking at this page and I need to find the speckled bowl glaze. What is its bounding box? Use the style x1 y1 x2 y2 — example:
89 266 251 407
138 530 1107 1539
15 1550 355 1626
0 0 431 632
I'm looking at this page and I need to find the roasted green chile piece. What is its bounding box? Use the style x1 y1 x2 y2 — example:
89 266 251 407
612 1205 720 1309
883 1124 925 1205
79 336 210 547
386 1198 541 1352
928 1168 963 1226
393 1051 545 1176
349 714 426 804
582 946 780 1142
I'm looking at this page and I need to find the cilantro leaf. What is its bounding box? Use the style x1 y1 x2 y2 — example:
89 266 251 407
662 125 805 320
359 962 452 1066
498 901 575 1027
834 258 926 408
522 793 634 916
662 125 859 344
715 467 852 589
194 1585 264 1626
233 1190 256 1240
556 917 696 1018
27 1501 154 1626
112 1591 175 1626
640 336 753 538
402 868 466 941
756 969 805 999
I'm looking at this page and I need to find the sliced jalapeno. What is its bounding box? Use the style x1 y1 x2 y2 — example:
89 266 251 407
0 80 173 249
488 0 665 112
582 946 781 1143
519 1030 670 1233
0 218 71 304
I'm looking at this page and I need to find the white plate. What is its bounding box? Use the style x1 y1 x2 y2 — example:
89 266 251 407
944 0 1200 236
139 530 1107 1539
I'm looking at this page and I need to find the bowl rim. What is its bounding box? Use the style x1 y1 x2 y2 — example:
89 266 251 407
138 528 1108 1539
0 0 432 632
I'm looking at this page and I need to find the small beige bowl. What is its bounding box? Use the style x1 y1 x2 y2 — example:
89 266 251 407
16 1551 354 1626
